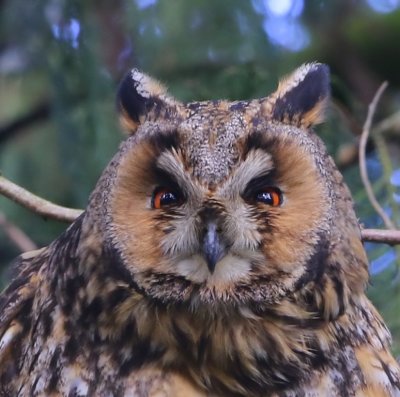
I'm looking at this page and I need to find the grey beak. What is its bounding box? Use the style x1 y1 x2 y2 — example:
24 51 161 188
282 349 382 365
202 222 225 273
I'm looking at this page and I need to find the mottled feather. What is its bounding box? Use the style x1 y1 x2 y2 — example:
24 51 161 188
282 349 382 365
1 63 399 397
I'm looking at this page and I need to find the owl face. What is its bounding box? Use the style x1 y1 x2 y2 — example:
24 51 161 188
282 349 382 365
107 64 340 307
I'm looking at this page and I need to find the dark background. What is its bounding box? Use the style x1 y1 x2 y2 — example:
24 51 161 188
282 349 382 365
0 0 399 353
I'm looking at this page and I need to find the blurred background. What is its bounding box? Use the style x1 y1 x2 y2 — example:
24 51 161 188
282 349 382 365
0 0 399 352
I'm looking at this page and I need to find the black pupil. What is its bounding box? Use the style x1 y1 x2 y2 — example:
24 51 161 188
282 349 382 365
160 191 178 205
256 191 275 204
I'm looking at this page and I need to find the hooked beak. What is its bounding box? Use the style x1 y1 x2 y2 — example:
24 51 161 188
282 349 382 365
202 222 225 273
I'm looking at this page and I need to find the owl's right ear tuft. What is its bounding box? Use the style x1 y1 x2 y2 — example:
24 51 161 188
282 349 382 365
267 63 330 128
117 69 175 135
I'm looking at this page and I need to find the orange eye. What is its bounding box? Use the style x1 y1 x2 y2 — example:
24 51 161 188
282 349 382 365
152 187 182 209
255 187 282 207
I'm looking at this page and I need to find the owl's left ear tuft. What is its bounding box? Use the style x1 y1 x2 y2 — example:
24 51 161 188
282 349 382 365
267 63 330 128
117 69 177 135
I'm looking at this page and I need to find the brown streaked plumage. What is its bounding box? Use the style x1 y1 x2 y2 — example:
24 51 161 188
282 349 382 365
1 63 399 396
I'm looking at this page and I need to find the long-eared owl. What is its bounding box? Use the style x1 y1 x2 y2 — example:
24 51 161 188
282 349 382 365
0 63 399 396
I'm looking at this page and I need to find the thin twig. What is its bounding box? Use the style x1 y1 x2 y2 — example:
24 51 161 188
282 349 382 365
0 102 50 144
0 174 83 222
361 228 400 245
0 211 37 251
359 81 396 230
373 109 400 137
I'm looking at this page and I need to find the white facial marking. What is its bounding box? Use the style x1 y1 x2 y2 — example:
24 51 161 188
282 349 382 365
209 254 251 286
176 255 209 283
176 253 251 285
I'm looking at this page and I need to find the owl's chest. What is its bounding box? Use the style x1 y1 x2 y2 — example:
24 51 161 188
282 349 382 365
17 353 390 397
20 361 206 397
12 297 400 397
13 323 400 397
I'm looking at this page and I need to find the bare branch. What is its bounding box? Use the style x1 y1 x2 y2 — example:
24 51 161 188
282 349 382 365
361 229 400 245
0 102 50 144
358 81 397 230
0 211 37 252
373 109 400 137
1 174 400 246
335 108 400 170
0 174 83 222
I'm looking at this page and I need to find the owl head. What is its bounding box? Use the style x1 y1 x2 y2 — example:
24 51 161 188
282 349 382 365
88 63 369 320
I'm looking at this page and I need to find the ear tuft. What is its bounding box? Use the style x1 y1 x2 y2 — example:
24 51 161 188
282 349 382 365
268 63 330 128
117 69 173 135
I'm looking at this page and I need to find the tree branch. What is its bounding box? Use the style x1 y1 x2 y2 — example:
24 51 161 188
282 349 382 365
0 211 37 252
0 174 83 222
358 81 397 230
361 229 400 245
0 102 50 144
1 169 400 246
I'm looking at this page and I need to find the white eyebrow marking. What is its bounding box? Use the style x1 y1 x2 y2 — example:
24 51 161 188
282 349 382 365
221 149 274 197
156 150 200 200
